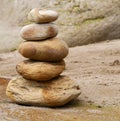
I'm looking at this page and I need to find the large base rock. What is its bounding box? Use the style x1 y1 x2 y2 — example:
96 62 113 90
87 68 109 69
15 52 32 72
6 76 81 107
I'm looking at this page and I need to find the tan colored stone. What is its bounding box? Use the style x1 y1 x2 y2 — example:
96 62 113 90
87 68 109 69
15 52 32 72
16 60 65 81
6 76 81 107
18 38 69 62
28 8 58 23
20 23 58 40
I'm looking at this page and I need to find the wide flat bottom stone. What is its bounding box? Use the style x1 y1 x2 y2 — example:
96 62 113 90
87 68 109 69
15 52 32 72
6 76 81 107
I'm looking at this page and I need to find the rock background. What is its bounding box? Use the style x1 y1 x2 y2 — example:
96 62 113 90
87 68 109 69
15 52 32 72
0 0 120 50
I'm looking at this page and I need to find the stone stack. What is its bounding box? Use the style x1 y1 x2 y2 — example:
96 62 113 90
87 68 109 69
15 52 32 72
6 8 81 107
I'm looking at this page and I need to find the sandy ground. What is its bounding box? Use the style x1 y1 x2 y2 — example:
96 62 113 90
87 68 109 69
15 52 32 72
0 39 120 107
0 40 120 121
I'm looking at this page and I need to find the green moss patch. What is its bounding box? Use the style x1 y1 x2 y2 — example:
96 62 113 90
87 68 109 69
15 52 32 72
82 17 104 25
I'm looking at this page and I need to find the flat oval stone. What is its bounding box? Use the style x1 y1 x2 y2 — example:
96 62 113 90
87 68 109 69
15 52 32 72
6 76 81 107
18 38 69 62
28 8 58 23
16 60 65 81
20 23 58 41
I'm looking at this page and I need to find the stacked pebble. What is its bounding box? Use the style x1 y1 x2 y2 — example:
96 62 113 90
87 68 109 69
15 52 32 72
6 8 81 107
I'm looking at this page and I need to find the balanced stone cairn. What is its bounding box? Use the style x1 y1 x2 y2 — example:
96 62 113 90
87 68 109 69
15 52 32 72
6 8 81 107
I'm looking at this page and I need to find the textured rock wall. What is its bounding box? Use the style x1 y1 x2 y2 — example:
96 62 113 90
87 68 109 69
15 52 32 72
0 0 120 49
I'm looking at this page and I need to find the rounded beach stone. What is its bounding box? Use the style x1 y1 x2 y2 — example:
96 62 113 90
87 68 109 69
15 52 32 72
28 8 58 23
20 23 58 41
18 38 69 62
16 60 65 81
6 76 81 107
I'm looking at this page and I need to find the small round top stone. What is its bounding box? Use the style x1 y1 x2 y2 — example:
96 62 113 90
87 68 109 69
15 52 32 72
28 8 59 23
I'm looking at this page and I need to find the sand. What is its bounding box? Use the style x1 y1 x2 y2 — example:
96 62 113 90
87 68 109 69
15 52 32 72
0 39 120 120
0 39 120 107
